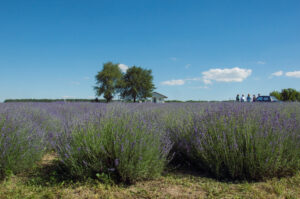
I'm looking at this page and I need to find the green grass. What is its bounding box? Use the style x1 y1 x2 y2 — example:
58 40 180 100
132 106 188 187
1 153 300 199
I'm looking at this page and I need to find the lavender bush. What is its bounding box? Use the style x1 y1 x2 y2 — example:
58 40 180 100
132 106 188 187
166 103 300 180
1 102 299 182
54 104 172 184
0 105 46 179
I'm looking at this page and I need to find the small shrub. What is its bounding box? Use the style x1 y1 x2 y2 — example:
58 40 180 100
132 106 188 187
0 109 46 179
55 105 172 184
167 103 300 181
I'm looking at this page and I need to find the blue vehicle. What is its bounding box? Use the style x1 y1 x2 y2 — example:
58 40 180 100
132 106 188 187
255 96 280 102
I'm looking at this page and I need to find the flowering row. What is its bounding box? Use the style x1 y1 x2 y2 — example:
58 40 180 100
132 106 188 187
1 102 299 182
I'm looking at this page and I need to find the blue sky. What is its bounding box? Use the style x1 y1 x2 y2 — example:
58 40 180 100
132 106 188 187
0 0 300 102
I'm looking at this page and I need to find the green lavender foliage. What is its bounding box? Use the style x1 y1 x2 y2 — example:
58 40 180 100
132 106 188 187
55 105 172 184
0 107 46 179
166 103 300 180
1 102 300 183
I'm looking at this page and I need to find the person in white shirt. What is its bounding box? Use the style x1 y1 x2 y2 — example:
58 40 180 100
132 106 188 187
241 94 245 102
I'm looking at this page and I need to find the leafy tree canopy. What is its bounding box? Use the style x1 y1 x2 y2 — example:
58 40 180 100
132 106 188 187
119 66 155 102
269 91 282 100
281 88 299 101
270 88 300 101
94 62 123 102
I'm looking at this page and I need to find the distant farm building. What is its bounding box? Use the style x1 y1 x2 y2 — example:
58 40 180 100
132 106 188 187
151 92 167 103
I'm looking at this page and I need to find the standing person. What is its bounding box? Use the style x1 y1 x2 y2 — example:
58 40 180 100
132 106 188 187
258 93 261 97
236 94 240 102
253 94 256 102
247 94 251 102
241 94 245 102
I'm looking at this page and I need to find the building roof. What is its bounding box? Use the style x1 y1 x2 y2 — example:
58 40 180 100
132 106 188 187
152 92 168 98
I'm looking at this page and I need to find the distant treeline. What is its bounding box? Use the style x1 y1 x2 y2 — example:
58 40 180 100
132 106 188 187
270 88 300 102
165 100 184 103
4 99 108 103
4 99 235 103
165 100 233 103
165 100 210 103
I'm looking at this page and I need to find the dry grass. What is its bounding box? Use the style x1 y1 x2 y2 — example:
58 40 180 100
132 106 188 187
1 153 300 199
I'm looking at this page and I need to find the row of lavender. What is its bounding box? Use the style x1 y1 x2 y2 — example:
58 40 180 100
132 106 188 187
1 102 300 182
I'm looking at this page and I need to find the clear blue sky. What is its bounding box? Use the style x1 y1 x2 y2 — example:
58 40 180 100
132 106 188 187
1 0 300 102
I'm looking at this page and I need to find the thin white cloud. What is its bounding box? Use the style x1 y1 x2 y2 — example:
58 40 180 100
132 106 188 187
257 61 266 65
203 79 212 85
161 77 203 86
185 77 202 81
189 86 209 89
83 76 90 80
70 81 80 85
202 67 252 84
286 71 300 78
270 71 283 78
170 57 177 61
118 64 129 73
185 64 191 69
161 67 251 86
161 79 185 86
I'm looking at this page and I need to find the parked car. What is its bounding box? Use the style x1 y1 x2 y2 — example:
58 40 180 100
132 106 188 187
255 96 280 102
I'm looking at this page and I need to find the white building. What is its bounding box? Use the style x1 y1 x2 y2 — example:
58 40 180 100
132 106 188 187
151 92 167 103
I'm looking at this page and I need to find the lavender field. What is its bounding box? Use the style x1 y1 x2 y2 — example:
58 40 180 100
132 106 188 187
1 102 300 184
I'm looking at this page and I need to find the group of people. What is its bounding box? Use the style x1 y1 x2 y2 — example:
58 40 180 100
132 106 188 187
236 94 260 102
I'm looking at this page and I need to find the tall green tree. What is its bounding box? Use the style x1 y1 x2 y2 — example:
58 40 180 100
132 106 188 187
270 90 282 100
119 66 155 102
281 88 299 101
94 62 123 102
